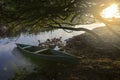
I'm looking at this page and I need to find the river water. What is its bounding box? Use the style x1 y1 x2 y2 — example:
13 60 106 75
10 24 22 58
0 23 104 80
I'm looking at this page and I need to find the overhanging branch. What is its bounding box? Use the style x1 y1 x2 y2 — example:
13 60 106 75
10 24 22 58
47 25 103 42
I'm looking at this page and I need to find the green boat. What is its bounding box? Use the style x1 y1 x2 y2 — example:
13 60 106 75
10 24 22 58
16 43 80 63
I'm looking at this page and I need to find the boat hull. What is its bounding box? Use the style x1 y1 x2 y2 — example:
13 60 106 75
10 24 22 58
16 43 80 64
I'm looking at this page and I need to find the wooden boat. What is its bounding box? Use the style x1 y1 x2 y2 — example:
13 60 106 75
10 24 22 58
16 43 80 63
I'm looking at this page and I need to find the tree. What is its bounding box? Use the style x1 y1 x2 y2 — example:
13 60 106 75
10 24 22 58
0 0 120 38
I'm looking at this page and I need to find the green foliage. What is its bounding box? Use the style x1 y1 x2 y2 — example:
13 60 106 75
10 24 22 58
1 0 117 27
0 0 119 37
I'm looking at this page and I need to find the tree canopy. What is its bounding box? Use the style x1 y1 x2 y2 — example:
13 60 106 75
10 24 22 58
0 0 120 37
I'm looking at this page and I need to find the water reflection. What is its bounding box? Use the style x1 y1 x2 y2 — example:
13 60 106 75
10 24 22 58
0 43 34 80
12 48 35 68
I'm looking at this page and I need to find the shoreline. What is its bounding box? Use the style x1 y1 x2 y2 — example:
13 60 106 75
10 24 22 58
65 25 120 59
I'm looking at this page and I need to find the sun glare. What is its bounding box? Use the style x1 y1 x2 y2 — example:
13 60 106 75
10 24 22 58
101 4 118 18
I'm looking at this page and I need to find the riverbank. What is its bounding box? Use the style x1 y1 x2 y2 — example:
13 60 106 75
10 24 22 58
65 25 120 59
12 26 120 80
63 25 120 79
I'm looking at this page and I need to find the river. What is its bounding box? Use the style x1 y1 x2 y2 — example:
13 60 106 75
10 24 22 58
0 23 105 80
